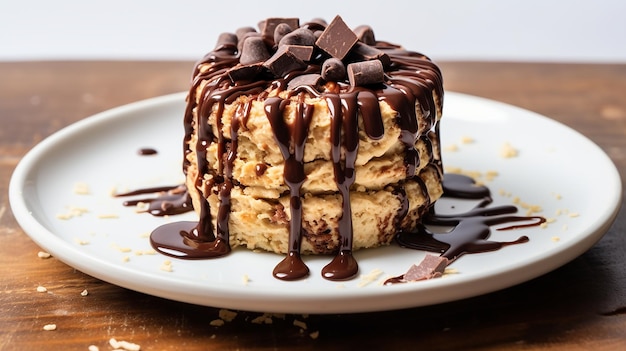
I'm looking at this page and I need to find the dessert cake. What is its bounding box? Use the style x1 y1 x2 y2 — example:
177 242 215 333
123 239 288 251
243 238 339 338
156 16 444 280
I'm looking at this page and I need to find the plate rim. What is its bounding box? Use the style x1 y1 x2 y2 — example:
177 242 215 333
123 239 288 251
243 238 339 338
8 91 623 313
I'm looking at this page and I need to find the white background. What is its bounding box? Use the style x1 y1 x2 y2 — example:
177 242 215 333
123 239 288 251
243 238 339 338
1 0 625 63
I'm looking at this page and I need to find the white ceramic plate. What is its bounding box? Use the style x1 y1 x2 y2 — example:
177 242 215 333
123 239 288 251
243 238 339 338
9 92 622 314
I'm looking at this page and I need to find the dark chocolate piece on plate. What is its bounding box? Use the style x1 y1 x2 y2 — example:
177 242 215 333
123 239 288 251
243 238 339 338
315 15 358 60
404 255 449 281
347 60 384 86
263 45 307 77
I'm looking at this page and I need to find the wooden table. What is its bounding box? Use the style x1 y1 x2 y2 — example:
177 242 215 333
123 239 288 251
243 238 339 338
1 61 625 350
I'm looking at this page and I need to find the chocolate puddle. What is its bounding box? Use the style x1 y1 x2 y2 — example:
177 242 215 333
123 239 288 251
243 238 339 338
118 173 546 282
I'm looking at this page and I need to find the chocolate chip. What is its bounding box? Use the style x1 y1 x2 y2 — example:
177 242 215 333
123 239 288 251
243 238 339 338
283 45 314 62
347 60 384 86
239 36 271 65
321 58 346 82
278 28 316 47
237 32 261 52
273 23 293 45
261 18 300 45
348 42 391 68
214 32 238 51
287 73 323 91
227 63 263 82
236 27 257 42
352 25 376 46
315 15 358 60
263 46 307 77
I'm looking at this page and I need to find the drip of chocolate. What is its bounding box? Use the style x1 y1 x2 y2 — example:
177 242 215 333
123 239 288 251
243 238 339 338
138 147 158 156
116 185 192 216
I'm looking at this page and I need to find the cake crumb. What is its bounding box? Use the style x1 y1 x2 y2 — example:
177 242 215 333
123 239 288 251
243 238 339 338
97 213 119 219
460 136 474 144
499 142 519 158
443 144 459 152
251 313 274 324
218 309 238 322
210 319 225 327
37 251 52 259
309 331 320 339
43 324 57 331
293 319 308 330
242 274 250 285
109 338 141 351
111 244 132 253
36 286 47 293
56 206 89 220
81 289 89 296
568 212 580 218
74 238 90 245
357 268 384 287
160 260 173 272
552 236 561 242
73 182 90 195
88 345 99 351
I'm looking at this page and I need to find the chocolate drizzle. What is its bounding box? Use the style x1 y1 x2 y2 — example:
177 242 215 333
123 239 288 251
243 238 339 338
148 17 448 281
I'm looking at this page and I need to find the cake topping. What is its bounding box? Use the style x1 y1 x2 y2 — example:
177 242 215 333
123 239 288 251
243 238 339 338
347 60 384 86
320 58 346 81
314 16 358 60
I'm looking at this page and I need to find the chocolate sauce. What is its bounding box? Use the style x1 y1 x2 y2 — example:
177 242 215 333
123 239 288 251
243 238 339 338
138 147 158 155
116 185 192 216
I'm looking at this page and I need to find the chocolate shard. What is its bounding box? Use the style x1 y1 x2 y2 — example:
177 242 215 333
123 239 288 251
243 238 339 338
263 45 307 77
404 255 449 281
315 15 358 60
321 58 346 82
283 45 314 62
278 28 316 47
287 73 323 91
239 36 271 65
348 42 391 68
352 25 376 46
347 60 384 86
273 23 294 45
261 18 300 45
227 63 263 82
214 32 238 51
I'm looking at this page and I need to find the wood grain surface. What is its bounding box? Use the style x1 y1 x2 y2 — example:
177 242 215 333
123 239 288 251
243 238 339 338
1 61 625 350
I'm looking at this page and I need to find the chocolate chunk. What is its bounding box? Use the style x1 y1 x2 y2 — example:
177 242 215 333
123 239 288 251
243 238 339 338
315 15 358 60
261 18 300 44
321 58 346 82
263 46 307 77
347 60 384 86
237 31 261 52
404 255 449 281
236 27 257 42
352 25 376 46
227 63 263 82
239 36 271 65
214 32 238 51
273 23 293 46
283 45 314 62
287 73 323 91
348 42 391 68
278 28 316 47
